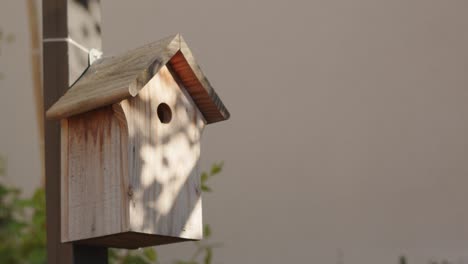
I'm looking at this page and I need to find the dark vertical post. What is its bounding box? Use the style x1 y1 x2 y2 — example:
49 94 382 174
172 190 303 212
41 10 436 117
42 0 107 263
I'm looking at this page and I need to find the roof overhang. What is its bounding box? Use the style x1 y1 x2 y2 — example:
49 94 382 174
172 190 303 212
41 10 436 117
46 34 230 124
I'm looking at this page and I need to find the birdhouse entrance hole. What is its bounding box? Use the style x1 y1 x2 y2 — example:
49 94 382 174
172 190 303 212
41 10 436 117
157 103 172 123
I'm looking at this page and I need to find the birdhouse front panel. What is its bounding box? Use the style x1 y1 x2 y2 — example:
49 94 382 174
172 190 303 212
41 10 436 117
120 65 205 240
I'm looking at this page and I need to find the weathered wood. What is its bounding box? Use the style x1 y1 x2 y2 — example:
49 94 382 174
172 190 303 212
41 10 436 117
46 35 230 124
74 232 190 249
46 34 180 119
61 119 69 242
122 65 205 240
62 106 127 242
61 65 205 248
173 35 230 123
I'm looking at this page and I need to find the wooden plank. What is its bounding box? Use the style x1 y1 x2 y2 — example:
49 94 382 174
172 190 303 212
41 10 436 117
61 119 69 242
112 103 130 233
121 65 205 240
64 106 127 242
175 35 230 123
46 34 181 119
168 50 229 123
74 232 190 249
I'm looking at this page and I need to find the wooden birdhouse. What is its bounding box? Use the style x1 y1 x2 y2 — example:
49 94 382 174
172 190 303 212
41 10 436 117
46 34 230 249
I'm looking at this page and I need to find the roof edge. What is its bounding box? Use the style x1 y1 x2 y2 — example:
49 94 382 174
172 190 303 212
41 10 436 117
46 34 230 124
46 34 181 120
168 39 230 123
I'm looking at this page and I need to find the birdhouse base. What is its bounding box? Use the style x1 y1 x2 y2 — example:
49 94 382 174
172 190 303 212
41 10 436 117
73 232 195 249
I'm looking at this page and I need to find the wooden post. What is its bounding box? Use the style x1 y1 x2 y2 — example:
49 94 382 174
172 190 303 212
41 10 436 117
42 0 107 263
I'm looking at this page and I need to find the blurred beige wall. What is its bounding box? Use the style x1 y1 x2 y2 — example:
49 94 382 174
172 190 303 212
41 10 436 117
0 0 42 195
3 0 468 263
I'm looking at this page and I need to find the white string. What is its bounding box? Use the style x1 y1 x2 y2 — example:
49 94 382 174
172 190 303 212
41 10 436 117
42 37 89 53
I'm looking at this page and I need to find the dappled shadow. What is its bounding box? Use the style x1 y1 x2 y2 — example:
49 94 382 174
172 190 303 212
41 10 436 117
121 63 206 243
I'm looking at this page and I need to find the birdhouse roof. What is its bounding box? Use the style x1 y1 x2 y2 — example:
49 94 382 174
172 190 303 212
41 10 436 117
46 34 230 123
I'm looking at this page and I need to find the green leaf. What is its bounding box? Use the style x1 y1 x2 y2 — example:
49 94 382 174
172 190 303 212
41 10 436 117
32 211 46 226
0 185 8 196
143 247 157 262
203 248 212 264
0 158 225 264
15 198 34 208
201 185 212 193
108 248 120 261
122 254 150 264
175 261 198 264
0 157 5 176
210 163 223 176
203 225 211 238
26 247 46 264
7 221 27 232
200 172 209 184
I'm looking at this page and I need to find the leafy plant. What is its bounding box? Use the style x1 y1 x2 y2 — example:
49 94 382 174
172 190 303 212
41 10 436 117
0 155 47 264
201 162 223 193
399 256 407 264
108 247 159 264
173 223 222 264
0 155 224 264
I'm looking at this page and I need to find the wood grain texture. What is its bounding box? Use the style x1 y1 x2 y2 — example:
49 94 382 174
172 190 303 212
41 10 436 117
47 34 230 124
120 65 205 241
46 34 180 119
61 119 69 242
62 106 128 242
172 35 230 123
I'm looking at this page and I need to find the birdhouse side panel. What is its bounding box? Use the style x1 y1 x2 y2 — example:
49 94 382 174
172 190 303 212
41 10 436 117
120 65 206 241
61 106 129 242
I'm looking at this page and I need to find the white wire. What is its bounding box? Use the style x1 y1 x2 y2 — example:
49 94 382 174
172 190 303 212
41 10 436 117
42 37 89 53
